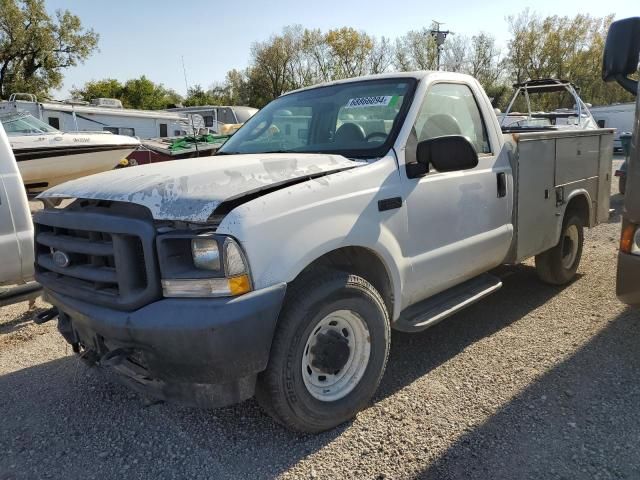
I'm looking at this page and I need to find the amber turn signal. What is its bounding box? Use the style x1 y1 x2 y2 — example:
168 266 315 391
228 274 252 296
620 222 638 254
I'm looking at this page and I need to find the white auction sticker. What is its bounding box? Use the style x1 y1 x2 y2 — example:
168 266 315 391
344 95 398 109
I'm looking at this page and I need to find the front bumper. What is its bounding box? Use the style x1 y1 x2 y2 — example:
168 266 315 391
45 283 286 407
617 252 640 306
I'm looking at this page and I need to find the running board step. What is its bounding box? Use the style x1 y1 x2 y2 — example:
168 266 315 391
394 274 502 333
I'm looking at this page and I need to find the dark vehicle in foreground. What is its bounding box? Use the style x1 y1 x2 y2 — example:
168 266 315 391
615 132 633 195
603 17 640 304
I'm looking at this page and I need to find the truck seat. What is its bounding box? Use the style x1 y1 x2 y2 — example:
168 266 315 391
334 123 366 144
420 114 461 141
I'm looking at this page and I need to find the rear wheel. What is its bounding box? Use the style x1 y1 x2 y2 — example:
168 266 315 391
619 176 627 195
256 270 390 433
535 214 584 285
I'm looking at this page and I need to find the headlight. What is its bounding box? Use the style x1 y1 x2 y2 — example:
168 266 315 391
158 232 252 298
191 235 220 270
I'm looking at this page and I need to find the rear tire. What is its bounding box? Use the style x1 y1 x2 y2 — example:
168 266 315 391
256 270 390 433
535 214 584 285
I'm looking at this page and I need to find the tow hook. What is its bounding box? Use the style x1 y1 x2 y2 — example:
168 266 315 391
34 306 59 325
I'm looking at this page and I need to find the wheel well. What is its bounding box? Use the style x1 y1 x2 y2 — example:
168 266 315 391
295 247 394 318
565 194 591 226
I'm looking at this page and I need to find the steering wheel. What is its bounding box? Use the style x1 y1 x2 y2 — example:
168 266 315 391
365 132 388 142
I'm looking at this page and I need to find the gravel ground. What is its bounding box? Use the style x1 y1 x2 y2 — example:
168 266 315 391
1 159 638 479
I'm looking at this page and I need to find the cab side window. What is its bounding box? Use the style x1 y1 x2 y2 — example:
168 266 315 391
414 83 491 154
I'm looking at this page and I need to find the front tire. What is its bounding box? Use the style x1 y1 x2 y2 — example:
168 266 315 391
535 214 584 285
256 270 390 433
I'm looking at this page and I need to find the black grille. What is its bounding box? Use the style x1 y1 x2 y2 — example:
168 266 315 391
34 204 161 311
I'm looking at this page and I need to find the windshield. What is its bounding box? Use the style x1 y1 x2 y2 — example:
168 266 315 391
219 78 416 158
1 114 60 135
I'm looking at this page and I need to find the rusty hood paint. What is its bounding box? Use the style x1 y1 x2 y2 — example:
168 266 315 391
38 153 361 222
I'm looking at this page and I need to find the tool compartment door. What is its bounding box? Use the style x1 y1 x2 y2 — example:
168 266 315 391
514 137 559 261
555 135 600 185
597 132 614 223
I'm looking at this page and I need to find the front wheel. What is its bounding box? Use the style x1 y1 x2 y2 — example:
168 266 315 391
256 270 390 433
535 214 584 285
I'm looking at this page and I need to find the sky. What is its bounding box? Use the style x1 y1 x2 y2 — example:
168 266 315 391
45 0 639 99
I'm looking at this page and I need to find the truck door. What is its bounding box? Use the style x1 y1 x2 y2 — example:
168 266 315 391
401 82 512 305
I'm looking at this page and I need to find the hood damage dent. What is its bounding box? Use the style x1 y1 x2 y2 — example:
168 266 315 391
38 153 363 223
209 165 358 221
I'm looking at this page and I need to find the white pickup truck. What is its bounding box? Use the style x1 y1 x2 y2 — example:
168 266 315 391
34 71 613 432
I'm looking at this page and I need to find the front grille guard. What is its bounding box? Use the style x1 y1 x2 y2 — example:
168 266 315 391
34 208 161 311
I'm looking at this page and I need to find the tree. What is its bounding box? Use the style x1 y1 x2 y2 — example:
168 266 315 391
441 35 469 73
71 76 183 109
302 28 333 83
506 11 633 108
325 27 375 78
394 27 438 71
0 0 98 98
184 84 216 106
250 30 297 101
367 36 394 75
70 78 122 101
467 33 503 88
224 69 252 105
121 76 178 109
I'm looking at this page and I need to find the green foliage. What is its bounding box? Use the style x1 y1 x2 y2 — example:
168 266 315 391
122 76 182 109
0 0 98 98
70 78 121 100
236 15 633 110
506 10 634 109
70 76 183 109
184 84 216 106
5 6 631 112
395 27 439 71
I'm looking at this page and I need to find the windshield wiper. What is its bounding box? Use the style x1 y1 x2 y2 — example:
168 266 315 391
216 149 364 159
217 149 301 156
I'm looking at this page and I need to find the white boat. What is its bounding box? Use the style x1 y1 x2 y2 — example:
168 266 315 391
1 112 140 193
499 79 598 131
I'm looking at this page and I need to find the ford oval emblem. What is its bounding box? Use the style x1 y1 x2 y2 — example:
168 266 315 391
52 250 71 268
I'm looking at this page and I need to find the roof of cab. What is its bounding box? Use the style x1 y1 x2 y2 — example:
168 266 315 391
282 71 477 97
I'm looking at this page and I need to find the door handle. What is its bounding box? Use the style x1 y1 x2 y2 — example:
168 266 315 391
496 172 507 198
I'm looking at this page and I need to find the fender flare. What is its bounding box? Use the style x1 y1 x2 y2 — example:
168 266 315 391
554 189 594 243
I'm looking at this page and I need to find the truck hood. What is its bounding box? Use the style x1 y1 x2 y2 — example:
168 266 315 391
38 153 361 222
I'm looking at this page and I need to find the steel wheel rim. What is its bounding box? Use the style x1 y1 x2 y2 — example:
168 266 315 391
301 309 371 402
561 224 579 269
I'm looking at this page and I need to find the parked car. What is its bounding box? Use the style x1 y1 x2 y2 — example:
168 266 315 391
602 16 640 305
33 71 613 432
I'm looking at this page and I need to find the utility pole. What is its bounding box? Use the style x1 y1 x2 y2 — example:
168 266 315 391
430 21 452 71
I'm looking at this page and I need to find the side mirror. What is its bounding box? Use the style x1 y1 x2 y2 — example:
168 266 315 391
416 135 478 173
603 17 640 96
